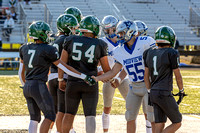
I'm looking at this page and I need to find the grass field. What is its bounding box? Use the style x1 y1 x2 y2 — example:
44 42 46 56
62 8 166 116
0 68 200 115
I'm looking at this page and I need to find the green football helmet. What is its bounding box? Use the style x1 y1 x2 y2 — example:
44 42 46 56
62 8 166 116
29 21 52 43
79 15 100 37
155 26 176 47
64 7 82 23
57 14 79 35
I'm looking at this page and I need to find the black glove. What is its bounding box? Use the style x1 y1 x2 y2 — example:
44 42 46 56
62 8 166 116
172 89 187 105
148 91 153 106
84 76 96 86
19 86 24 89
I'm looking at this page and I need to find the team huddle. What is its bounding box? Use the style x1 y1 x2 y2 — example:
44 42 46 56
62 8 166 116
18 6 186 133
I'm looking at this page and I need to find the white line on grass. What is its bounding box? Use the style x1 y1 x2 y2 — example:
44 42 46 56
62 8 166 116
0 75 18 77
188 115 200 119
184 85 200 88
181 76 200 78
184 82 200 86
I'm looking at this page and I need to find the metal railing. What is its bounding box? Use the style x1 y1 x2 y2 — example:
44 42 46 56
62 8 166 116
189 6 200 27
19 3 28 43
0 59 20 70
105 0 126 20
44 3 53 28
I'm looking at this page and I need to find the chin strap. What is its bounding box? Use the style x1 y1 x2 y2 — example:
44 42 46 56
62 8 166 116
107 33 117 39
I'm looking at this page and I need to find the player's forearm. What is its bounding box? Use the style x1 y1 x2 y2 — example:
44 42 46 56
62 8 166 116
54 60 86 80
58 68 64 79
144 67 151 90
96 70 117 81
118 69 127 81
96 63 122 82
174 68 183 90
100 56 111 73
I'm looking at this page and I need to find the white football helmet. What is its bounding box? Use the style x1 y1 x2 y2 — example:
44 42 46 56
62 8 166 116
134 20 148 36
116 20 138 42
101 15 118 38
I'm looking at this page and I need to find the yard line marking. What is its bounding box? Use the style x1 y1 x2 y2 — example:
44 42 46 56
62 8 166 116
0 75 18 77
188 115 200 119
99 92 124 101
184 85 200 88
184 82 200 86
181 103 190 106
181 76 200 78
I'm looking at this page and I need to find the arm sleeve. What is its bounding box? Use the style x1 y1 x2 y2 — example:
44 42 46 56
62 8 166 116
169 50 180 69
19 45 23 60
18 62 25 86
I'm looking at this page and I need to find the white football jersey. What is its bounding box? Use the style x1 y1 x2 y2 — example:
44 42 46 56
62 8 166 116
100 37 119 68
100 37 128 79
113 36 156 82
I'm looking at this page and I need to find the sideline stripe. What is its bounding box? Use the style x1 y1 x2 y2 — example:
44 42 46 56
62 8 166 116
177 76 200 78
188 115 200 119
0 75 19 77
99 92 124 101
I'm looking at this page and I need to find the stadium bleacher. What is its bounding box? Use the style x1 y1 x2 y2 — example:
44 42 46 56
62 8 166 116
0 0 200 51
111 0 200 46
1 0 24 45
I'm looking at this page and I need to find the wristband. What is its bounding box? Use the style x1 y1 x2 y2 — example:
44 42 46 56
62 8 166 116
147 89 150 93
58 78 64 81
115 77 121 83
80 73 87 80
180 88 184 92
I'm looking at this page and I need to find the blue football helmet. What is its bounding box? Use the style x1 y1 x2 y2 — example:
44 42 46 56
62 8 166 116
134 20 148 36
101 15 118 38
116 20 138 43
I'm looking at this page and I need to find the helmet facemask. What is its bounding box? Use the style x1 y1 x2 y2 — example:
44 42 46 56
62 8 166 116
57 14 79 36
116 20 138 43
103 26 117 39
102 15 118 39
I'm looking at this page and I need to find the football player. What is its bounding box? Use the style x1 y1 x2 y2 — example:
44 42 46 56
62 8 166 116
134 20 148 36
48 14 79 133
143 26 184 133
64 6 83 23
64 6 83 37
134 20 154 133
58 15 111 133
100 15 129 133
18 21 95 133
92 20 156 133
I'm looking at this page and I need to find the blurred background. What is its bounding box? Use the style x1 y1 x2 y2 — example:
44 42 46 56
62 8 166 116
0 0 200 73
